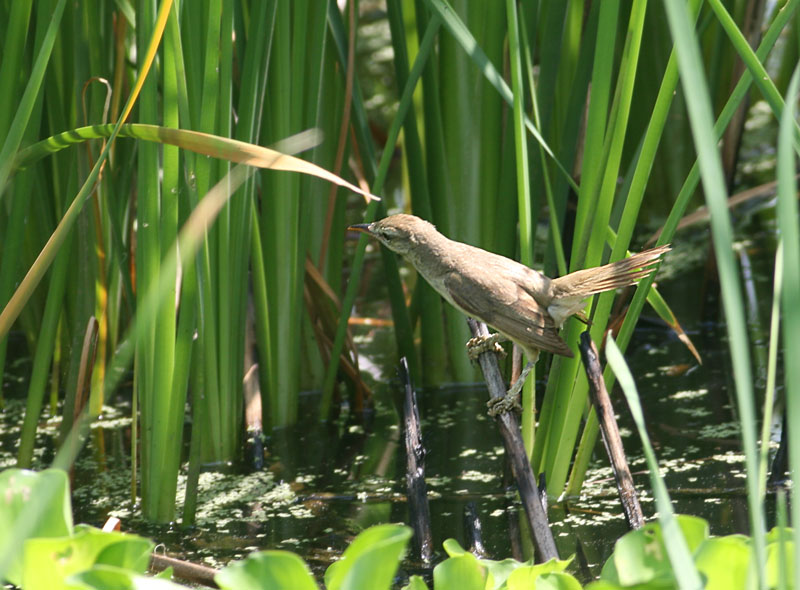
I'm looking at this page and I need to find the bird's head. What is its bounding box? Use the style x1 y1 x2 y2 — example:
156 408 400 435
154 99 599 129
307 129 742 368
348 214 437 256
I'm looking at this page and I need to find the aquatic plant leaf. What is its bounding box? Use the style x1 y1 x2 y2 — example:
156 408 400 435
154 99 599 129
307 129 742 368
694 535 751 590
479 556 573 589
66 564 185 589
65 566 134 590
508 570 582 590
765 526 795 544
0 468 73 586
765 528 795 590
403 575 430 590
22 526 154 590
479 557 526 588
598 515 708 587
442 537 469 557
324 524 411 590
432 550 488 590
583 581 626 590
215 550 317 590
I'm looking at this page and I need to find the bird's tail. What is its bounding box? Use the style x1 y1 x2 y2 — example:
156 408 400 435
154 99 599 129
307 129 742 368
552 245 670 299
546 245 670 326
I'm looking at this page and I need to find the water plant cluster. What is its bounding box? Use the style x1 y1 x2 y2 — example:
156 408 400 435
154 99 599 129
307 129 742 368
2 469 795 589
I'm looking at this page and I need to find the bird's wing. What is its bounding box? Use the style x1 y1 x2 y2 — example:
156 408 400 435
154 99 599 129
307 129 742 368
443 268 574 358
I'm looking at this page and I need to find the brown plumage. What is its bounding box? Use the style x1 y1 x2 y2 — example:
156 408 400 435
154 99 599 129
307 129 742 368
350 214 669 360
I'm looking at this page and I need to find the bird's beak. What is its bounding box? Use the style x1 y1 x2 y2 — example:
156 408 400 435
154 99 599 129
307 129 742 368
348 223 372 236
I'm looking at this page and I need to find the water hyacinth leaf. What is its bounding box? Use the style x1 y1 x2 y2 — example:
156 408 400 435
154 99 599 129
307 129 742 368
67 565 186 590
693 535 752 590
442 538 469 557
598 516 708 588
215 551 317 590
584 582 627 590
478 555 573 589
92 532 154 573
0 468 73 586
765 527 795 589
601 527 672 587
432 551 487 590
323 524 411 590
765 526 795 544
503 556 580 590
0 469 73 538
22 526 154 590
508 570 582 590
66 566 138 590
478 558 527 588
403 575 430 590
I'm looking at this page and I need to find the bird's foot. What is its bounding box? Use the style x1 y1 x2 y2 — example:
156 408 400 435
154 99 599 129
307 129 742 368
487 390 522 416
466 333 507 360
487 361 534 417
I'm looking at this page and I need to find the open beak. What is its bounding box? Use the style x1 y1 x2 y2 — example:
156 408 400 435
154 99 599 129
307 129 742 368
348 223 372 235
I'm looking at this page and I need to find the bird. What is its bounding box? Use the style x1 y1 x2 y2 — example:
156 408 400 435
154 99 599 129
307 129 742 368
349 214 669 413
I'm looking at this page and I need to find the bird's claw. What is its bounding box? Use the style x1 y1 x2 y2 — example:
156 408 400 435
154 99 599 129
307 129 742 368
487 390 522 416
466 333 506 360
486 361 534 417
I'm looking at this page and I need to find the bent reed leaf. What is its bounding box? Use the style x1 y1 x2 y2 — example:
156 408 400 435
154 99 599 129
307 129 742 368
13 124 380 203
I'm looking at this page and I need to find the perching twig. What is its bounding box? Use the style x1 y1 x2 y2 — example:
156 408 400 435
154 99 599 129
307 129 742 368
467 319 559 562
578 331 644 529
399 357 434 563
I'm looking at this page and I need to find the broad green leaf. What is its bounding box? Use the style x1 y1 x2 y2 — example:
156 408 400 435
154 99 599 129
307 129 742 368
584 581 627 590
765 534 795 590
765 527 794 544
22 525 154 590
403 575 430 590
528 572 582 590
479 557 527 588
482 556 572 590
599 515 708 587
694 535 751 590
65 566 134 590
0 468 73 585
215 550 317 590
66 565 185 590
507 567 577 589
433 551 488 590
442 538 469 557
674 515 711 552
324 524 411 590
